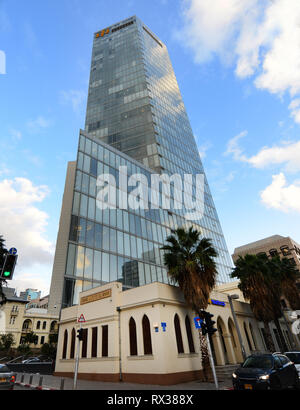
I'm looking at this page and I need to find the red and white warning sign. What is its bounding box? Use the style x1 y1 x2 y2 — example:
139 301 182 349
78 314 86 323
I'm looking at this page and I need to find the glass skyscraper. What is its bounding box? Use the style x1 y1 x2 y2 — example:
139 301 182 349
48 16 233 311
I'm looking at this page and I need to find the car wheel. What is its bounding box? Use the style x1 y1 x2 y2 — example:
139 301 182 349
293 375 300 390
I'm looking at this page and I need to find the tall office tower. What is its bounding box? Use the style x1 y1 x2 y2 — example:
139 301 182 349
48 16 233 312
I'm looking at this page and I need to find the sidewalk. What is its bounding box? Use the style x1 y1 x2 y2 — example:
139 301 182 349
14 373 232 390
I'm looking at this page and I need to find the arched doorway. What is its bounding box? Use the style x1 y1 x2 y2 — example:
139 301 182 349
228 318 242 363
217 318 229 364
243 322 253 353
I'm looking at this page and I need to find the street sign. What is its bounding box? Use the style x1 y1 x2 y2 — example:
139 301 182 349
194 317 203 329
78 314 86 323
8 248 17 255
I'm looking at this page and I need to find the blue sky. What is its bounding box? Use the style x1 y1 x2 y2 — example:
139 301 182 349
1 0 300 295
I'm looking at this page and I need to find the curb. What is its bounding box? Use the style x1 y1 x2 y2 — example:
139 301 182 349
15 381 58 391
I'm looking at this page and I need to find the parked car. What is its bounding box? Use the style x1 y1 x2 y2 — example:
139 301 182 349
22 357 41 364
232 353 299 390
22 356 53 364
0 364 15 390
284 352 300 379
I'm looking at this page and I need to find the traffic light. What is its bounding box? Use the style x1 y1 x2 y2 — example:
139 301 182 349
201 320 208 336
0 254 18 280
202 311 217 336
77 328 84 341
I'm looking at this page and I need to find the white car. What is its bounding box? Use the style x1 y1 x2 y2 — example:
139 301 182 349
284 352 300 378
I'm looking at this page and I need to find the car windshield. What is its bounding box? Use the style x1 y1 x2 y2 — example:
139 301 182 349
0 365 10 373
242 356 273 369
285 353 300 364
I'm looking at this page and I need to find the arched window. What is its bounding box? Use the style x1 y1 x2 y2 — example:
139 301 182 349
174 314 184 354
280 246 291 256
249 323 257 350
43 321 47 330
129 317 138 356
62 329 68 359
22 320 32 330
228 320 237 348
70 328 76 359
36 321 41 330
244 322 253 351
269 249 278 257
142 315 152 355
50 321 57 332
185 316 195 353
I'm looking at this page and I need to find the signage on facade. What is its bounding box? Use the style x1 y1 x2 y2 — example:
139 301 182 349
209 299 226 307
95 29 110 38
161 322 167 332
80 289 112 305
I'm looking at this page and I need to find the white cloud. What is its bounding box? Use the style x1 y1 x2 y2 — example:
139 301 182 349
0 177 54 270
289 99 300 124
260 173 300 213
27 116 51 133
226 132 300 173
224 130 248 161
11 265 52 297
180 0 300 122
247 140 300 173
60 89 87 113
197 140 212 159
9 129 22 141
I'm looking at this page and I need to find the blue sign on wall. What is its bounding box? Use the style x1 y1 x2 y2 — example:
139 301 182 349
194 317 203 329
210 299 226 307
161 322 167 332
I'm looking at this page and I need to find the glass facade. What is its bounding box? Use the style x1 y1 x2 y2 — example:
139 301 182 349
61 16 233 308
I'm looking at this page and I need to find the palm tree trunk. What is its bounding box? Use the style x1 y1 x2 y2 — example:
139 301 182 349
198 329 212 382
274 317 288 352
263 321 276 352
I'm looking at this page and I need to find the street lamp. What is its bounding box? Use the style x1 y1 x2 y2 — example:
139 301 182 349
228 294 247 362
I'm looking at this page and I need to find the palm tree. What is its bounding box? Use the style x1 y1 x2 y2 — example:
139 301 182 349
0 235 8 306
231 254 276 352
161 227 218 381
265 256 300 351
272 256 300 311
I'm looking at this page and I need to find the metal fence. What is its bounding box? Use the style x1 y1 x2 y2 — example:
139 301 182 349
7 362 54 375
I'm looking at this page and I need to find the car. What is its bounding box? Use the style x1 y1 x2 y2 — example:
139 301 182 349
0 364 15 390
284 352 300 379
22 357 41 364
232 353 299 390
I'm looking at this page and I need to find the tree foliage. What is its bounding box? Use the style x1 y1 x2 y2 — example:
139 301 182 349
231 253 300 352
162 227 218 380
0 333 15 351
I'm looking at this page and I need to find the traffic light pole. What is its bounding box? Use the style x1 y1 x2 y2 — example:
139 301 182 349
73 323 82 390
206 334 219 390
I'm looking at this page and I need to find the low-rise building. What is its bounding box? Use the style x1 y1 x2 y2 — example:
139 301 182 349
232 235 300 308
21 309 59 348
55 281 293 385
0 288 28 346
0 287 59 349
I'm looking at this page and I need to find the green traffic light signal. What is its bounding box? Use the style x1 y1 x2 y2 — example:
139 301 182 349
0 254 17 280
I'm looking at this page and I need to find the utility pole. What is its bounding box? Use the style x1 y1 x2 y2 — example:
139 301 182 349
206 334 219 390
